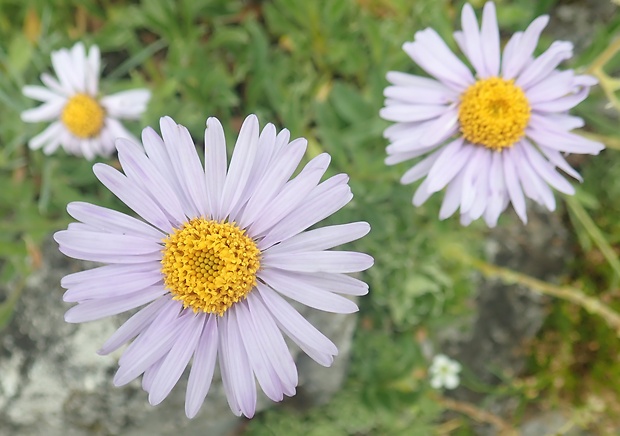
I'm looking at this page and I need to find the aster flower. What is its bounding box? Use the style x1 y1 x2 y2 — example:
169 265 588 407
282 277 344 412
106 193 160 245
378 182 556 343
380 1 604 227
429 354 461 390
21 42 150 160
54 114 373 418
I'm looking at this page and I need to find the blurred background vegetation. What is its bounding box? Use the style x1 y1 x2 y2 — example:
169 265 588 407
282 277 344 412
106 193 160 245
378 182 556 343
0 0 619 434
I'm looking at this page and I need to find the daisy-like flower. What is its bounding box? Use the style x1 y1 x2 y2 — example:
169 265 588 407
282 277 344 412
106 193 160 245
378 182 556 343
429 354 462 390
54 114 373 418
380 1 604 227
21 42 150 160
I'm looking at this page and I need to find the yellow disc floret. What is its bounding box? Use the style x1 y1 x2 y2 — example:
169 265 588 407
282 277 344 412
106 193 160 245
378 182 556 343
61 94 105 138
161 218 261 316
458 77 530 151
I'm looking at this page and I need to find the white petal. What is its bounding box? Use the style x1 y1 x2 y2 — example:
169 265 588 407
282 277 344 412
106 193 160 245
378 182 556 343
101 89 151 119
21 98 65 122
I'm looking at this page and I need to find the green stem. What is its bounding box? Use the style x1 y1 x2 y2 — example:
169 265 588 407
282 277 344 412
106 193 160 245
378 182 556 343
443 245 620 338
566 195 620 278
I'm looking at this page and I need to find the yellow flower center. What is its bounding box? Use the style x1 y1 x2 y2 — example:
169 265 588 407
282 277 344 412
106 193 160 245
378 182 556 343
61 94 105 138
161 218 261 316
458 77 530 151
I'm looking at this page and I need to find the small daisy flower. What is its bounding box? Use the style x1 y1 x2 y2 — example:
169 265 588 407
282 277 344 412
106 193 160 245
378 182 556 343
380 1 604 227
429 354 462 390
21 42 151 160
54 114 373 418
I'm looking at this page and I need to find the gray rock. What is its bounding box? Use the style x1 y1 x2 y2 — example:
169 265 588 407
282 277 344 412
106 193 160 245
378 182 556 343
0 238 357 435
439 207 571 433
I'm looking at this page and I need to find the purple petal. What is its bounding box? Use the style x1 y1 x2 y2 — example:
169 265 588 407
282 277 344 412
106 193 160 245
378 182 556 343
204 117 228 220
98 297 170 355
502 148 528 224
264 222 370 255
459 3 485 77
141 356 164 394
380 104 448 123
383 86 454 105
439 170 465 220
64 285 167 323
262 251 373 274
256 283 337 366
513 144 555 210
484 151 506 227
502 15 549 79
426 138 471 193
236 301 285 401
217 315 241 416
67 201 164 240
63 267 162 302
223 308 257 418
258 269 360 313
521 140 575 194
526 70 575 104
417 109 459 147
248 155 331 239
247 292 298 394
114 304 186 386
386 71 447 89
116 138 187 226
400 149 442 185
185 314 219 419
257 178 352 249
61 261 160 288
537 146 582 181
54 230 162 256
229 124 280 221
268 271 368 296
516 41 573 89
412 177 434 207
117 299 182 366
93 163 172 232
480 2 500 77
159 117 204 217
238 139 310 229
530 86 589 112
220 115 260 219
385 146 436 166
403 29 474 90
527 125 604 154
149 313 205 405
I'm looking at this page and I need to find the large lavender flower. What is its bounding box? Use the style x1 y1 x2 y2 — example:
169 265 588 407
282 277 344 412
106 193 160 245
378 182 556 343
54 115 373 418
381 1 604 227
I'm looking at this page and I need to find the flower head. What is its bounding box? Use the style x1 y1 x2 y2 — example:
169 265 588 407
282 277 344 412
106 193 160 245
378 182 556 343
429 354 461 390
21 42 151 159
54 115 373 418
380 1 604 227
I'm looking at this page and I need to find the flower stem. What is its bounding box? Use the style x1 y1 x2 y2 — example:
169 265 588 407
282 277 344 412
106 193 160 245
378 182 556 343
565 195 620 279
437 397 517 435
443 244 620 338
